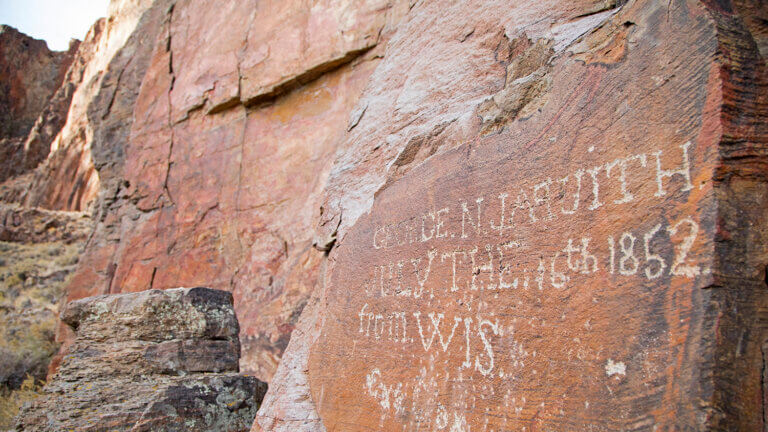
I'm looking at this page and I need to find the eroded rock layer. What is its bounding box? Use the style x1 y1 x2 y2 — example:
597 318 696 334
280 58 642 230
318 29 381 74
15 287 267 431
0 0 765 430
260 0 768 431
0 25 75 140
0 25 78 183
46 0 412 383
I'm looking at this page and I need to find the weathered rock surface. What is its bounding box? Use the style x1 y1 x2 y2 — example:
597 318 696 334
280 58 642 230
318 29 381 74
19 19 104 177
258 0 768 431
0 25 78 184
0 203 90 244
0 0 765 430
45 0 411 385
0 0 164 212
0 137 26 186
15 287 267 431
0 25 75 140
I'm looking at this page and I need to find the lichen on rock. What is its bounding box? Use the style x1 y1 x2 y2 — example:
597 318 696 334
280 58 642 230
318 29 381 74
15 287 267 431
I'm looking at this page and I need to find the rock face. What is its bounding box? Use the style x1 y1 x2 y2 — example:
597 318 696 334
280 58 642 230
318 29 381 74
17 0 160 212
0 25 75 140
42 0 412 384
257 1 768 431
17 20 104 179
0 25 78 184
15 287 267 431
0 0 766 430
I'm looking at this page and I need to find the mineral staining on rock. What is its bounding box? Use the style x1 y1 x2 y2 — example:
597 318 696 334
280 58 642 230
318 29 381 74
291 0 765 431
0 25 78 185
313 140 710 429
15 287 267 431
47 0 410 384
0 25 76 140
0 0 765 430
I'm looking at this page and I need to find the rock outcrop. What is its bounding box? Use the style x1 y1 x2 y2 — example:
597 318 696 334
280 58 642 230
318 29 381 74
0 26 75 140
257 1 768 431
0 25 78 184
36 0 413 385
0 204 89 391
13 0 162 212
0 0 766 430
0 203 90 244
17 20 104 179
15 287 267 431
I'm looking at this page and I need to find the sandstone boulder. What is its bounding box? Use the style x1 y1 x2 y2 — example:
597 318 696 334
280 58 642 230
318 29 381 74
15 287 267 431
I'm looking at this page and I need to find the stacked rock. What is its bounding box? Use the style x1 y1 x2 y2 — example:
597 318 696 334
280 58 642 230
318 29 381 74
16 287 267 431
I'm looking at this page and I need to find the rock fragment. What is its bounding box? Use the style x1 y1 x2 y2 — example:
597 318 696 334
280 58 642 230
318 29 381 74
15 287 267 432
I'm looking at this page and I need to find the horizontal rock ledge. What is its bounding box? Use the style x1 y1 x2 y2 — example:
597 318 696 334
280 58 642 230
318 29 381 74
15 287 267 432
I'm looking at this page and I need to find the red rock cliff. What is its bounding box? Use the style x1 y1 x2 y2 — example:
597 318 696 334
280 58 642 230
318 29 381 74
0 25 78 183
2 0 767 430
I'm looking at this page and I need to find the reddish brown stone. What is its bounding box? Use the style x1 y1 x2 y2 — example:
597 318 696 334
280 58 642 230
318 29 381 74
19 20 102 175
10 0 165 212
0 25 74 140
0 25 78 183
52 0 409 383
2 0 762 429
258 0 768 430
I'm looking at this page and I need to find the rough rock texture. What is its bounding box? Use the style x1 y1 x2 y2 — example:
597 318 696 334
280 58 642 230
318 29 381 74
0 26 78 183
19 20 104 177
15 287 267 431
0 25 75 140
0 203 91 244
1 0 764 430
47 0 412 384
0 0 163 212
257 0 768 431
0 137 26 186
